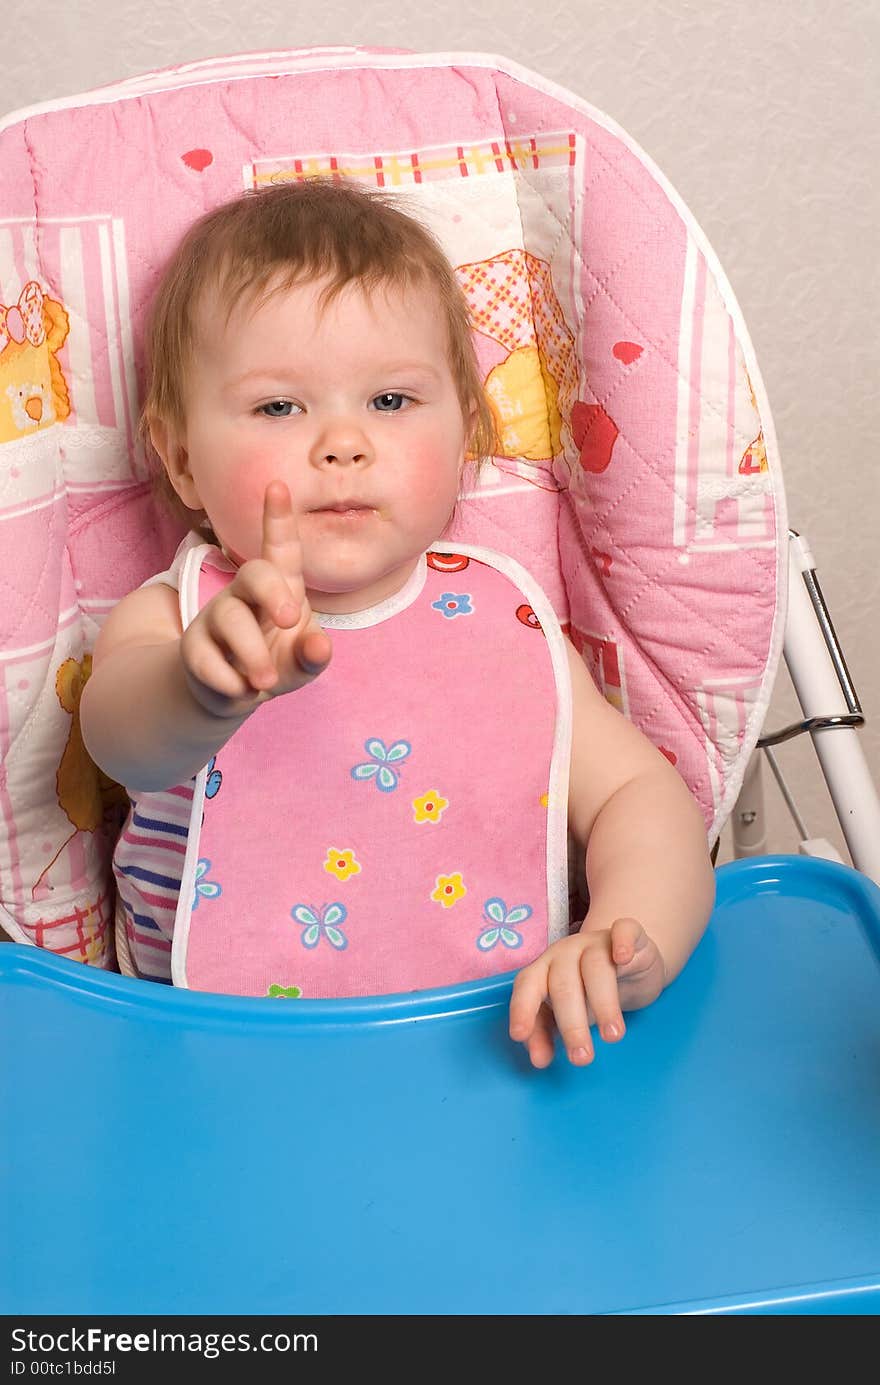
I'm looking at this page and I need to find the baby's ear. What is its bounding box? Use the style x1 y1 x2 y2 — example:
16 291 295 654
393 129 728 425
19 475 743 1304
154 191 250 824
149 417 200 509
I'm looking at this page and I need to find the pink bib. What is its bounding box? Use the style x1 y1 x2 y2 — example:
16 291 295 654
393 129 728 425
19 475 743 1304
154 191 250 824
128 541 572 997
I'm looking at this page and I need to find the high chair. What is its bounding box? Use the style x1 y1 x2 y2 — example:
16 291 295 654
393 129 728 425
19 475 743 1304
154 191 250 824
2 47 879 1314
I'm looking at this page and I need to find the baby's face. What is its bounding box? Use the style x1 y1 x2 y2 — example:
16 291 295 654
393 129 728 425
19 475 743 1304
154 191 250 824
166 275 468 613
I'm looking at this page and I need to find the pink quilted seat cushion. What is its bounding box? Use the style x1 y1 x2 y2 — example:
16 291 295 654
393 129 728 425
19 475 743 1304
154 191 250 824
0 49 785 966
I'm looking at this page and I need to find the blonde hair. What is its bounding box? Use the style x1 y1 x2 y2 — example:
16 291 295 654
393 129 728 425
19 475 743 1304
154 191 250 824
141 177 496 525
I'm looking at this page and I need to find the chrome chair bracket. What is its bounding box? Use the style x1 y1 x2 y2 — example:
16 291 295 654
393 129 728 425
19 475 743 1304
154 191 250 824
758 529 865 749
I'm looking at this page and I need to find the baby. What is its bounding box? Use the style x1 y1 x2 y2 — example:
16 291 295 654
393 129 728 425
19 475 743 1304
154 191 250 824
81 178 715 1068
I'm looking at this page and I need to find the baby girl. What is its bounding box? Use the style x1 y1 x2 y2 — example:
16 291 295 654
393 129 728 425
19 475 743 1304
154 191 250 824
81 178 715 1067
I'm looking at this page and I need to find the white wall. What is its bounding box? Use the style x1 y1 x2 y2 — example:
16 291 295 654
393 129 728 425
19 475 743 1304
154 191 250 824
5 0 878 864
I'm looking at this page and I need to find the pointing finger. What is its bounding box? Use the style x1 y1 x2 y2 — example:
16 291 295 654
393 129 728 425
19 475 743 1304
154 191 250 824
261 481 303 581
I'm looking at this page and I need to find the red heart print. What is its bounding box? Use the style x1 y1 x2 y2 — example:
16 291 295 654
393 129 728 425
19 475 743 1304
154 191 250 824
612 341 643 366
182 149 214 172
571 402 619 474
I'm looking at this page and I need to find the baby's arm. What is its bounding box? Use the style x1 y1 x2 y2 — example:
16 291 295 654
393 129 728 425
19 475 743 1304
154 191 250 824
509 638 716 1068
81 482 331 791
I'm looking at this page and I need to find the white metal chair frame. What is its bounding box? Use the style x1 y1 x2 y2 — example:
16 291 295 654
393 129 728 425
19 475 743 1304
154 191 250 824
732 530 880 884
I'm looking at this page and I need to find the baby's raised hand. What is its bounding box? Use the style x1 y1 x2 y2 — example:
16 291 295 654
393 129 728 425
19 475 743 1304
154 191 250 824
509 918 666 1069
180 481 332 717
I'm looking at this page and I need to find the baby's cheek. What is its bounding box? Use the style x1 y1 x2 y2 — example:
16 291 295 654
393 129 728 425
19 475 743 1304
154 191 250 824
214 455 283 556
407 447 461 503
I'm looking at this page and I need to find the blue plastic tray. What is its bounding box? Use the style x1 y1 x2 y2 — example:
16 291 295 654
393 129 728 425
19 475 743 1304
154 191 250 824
3 855 880 1314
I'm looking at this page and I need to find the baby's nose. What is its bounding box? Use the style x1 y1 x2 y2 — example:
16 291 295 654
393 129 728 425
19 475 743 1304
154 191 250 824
320 446 367 465
311 420 372 467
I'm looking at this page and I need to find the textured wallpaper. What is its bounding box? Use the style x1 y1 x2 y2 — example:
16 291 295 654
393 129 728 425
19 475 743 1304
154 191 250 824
4 0 878 866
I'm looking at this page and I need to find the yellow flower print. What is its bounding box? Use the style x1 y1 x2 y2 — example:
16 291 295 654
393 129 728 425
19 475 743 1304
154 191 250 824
413 790 449 824
323 848 362 882
431 873 466 909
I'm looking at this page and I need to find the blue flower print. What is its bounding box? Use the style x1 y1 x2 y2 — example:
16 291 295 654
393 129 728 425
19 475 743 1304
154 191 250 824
292 903 349 951
432 592 474 619
350 738 411 793
476 897 533 952
205 756 222 799
192 858 222 910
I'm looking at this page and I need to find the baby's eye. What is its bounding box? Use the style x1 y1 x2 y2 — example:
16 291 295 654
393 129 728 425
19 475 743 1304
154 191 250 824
257 400 301 418
371 392 410 413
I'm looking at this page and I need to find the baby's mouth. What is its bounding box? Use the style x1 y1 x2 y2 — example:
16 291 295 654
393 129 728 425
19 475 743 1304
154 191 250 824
311 502 378 518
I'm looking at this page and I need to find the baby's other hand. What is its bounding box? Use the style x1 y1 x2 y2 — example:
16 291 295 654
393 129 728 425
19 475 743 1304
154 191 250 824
181 481 332 717
508 917 665 1068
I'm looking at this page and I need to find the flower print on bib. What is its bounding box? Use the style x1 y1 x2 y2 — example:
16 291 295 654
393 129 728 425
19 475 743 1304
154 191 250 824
168 541 572 998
